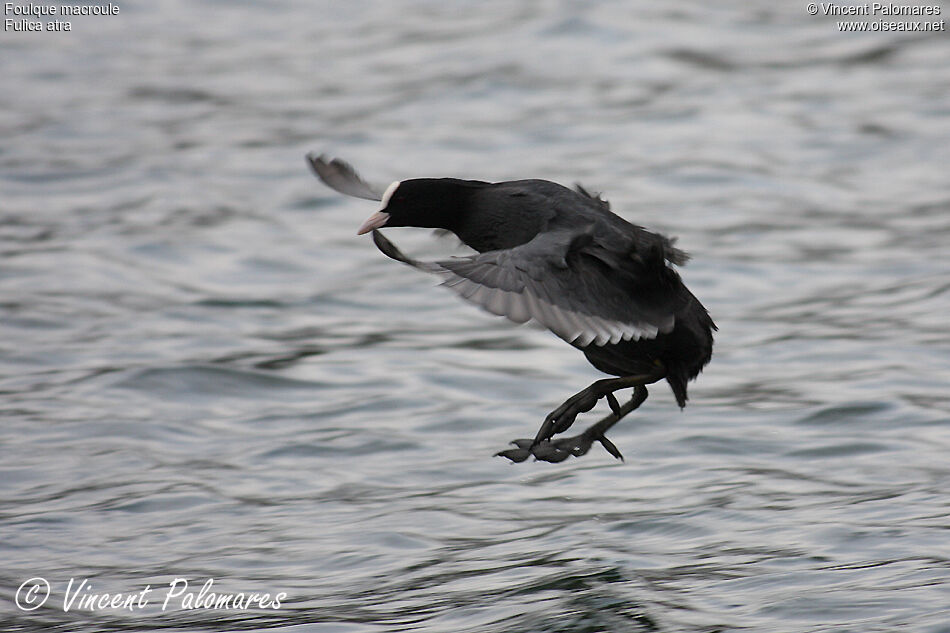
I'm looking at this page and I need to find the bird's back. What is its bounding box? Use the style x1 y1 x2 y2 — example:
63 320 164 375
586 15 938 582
457 179 667 255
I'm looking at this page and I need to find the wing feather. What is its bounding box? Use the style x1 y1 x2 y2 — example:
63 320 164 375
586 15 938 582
370 230 675 347
306 153 386 201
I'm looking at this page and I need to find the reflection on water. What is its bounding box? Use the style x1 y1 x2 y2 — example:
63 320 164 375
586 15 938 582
2 1 949 631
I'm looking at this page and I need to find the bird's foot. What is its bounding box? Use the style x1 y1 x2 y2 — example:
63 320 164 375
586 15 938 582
496 433 623 464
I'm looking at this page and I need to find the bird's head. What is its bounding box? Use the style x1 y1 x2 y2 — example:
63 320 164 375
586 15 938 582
356 178 476 235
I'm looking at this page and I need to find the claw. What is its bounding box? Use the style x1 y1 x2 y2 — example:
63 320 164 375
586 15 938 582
598 435 624 461
495 439 537 462
605 392 621 417
495 447 532 462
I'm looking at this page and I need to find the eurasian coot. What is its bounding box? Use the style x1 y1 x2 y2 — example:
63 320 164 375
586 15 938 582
307 154 715 463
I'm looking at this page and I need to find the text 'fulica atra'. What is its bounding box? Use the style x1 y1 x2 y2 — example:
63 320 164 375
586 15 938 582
308 154 715 463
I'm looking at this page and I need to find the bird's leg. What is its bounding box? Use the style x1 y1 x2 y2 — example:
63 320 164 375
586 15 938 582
496 375 662 462
535 385 650 462
533 371 664 445
497 386 649 463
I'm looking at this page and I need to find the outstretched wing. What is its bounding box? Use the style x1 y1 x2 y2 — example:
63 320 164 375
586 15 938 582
307 153 385 201
372 230 675 347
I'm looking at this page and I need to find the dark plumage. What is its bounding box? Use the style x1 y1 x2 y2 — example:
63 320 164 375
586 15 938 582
307 153 715 463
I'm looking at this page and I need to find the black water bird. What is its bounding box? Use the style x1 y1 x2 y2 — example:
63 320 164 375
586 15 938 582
307 154 715 463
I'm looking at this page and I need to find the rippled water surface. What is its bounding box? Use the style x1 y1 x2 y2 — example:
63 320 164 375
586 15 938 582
3 1 950 631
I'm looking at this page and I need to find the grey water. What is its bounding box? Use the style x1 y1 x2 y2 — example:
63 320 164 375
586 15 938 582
2 1 949 631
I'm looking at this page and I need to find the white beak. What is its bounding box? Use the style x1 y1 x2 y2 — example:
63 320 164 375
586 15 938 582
356 211 390 235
